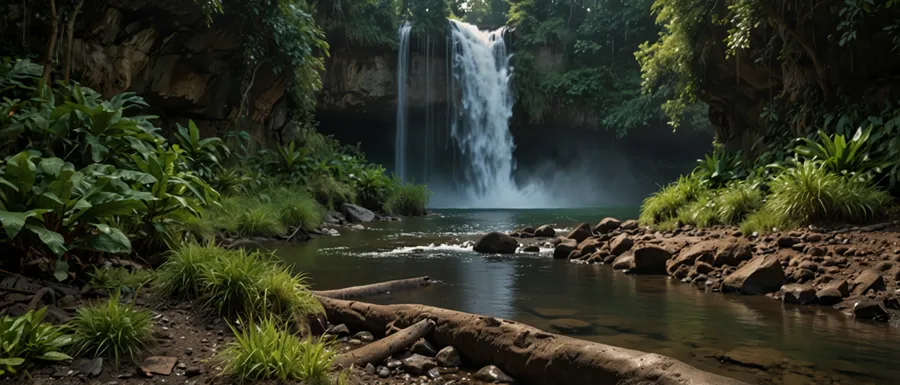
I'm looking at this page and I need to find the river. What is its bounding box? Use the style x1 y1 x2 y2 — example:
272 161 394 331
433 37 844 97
272 209 900 385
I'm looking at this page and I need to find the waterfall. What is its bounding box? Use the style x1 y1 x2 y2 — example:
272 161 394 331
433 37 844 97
394 22 412 181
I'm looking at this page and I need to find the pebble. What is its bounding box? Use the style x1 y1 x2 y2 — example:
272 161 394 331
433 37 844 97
366 363 377 375
378 366 391 378
184 348 193 356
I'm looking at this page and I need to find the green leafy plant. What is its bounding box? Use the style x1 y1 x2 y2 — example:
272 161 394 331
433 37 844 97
639 174 706 225
219 315 336 382
714 180 764 224
69 293 154 365
693 146 745 188
675 193 718 227
173 120 229 181
259 187 323 231
155 242 220 298
794 126 894 180
384 182 430 216
0 308 72 377
90 267 154 293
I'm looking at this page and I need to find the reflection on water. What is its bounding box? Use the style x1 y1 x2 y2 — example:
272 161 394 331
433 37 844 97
273 209 900 385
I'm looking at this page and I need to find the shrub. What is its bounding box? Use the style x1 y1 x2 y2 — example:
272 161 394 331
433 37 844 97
675 193 718 227
639 174 706 225
257 268 323 321
69 293 154 365
714 181 764 224
794 125 893 180
0 308 72 377
310 175 356 209
155 243 220 298
740 208 794 235
219 315 336 382
693 145 745 188
237 204 287 236
767 160 891 223
385 183 431 216
261 188 323 230
89 267 154 293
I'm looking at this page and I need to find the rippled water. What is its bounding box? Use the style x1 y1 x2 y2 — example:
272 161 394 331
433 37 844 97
272 209 900 385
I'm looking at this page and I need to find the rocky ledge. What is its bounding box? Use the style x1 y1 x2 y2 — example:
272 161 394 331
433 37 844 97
475 218 900 323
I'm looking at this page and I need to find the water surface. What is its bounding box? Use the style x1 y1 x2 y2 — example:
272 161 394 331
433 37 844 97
273 209 899 385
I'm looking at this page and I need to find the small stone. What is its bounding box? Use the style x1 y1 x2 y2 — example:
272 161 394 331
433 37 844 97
74 357 103 376
349 338 363 345
176 362 187 370
386 359 402 369
427 368 442 379
521 245 540 253
354 331 374 342
411 338 438 356
781 284 816 305
185 367 203 377
436 346 462 367
378 366 391 378
325 324 351 337
816 288 844 306
141 356 177 376
401 354 437 375
474 365 515 383
777 236 800 248
366 363 377 375
184 347 193 356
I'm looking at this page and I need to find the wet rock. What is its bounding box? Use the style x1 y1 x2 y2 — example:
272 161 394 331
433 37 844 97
378 366 391 378
341 203 375 223
612 253 634 270
140 356 177 376
721 347 787 370
566 223 593 243
852 299 889 321
74 358 103 377
713 239 753 267
386 359 402 370
673 264 690 279
576 237 604 254
549 318 594 335
781 284 816 305
474 365 515 383
610 234 634 256
411 338 438 357
529 307 578 318
521 245 540 253
602 254 616 264
777 236 800 248
553 239 578 259
593 217 621 234
325 324 351 337
630 245 672 274
436 346 462 367
816 288 844 306
474 232 519 254
852 269 886 296
401 354 437 375
825 279 850 297
722 255 785 295
694 262 715 275
354 331 374 342
534 225 555 237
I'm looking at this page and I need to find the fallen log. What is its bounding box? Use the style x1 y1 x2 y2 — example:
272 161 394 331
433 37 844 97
333 318 435 368
317 296 749 385
313 276 432 300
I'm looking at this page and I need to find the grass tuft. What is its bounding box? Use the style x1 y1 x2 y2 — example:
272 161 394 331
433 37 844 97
640 174 706 225
155 243 220 298
264 187 324 230
675 192 719 228
740 208 794 235
69 293 154 366
89 267 154 294
219 315 336 382
385 183 430 216
237 204 287 236
310 175 356 209
714 181 764 224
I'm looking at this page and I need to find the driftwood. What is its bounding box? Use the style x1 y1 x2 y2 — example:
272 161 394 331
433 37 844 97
317 296 749 385
332 318 435 368
313 276 432 300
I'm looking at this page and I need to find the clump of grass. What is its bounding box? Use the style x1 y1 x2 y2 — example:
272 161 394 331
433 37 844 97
258 268 323 320
385 183 430 216
219 315 336 382
0 308 72 376
267 187 324 230
714 181 764 224
766 160 890 223
740 208 794 235
155 243 220 298
310 175 355 209
237 204 287 236
69 293 154 366
639 174 706 225
89 267 154 293
676 192 718 228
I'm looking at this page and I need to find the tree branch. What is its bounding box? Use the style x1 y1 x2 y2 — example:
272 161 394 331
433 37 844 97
41 0 60 85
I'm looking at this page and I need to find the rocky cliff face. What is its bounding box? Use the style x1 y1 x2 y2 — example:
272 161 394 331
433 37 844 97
3 0 291 144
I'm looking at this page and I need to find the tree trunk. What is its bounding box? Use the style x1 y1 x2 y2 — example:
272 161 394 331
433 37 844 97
41 0 60 85
63 0 85 84
332 319 434 368
313 276 432 300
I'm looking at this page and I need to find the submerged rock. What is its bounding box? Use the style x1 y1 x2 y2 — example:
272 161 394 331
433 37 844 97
521 245 540 253
549 318 594 335
474 232 519 254
474 365 515 383
722 255 785 295
341 203 375 223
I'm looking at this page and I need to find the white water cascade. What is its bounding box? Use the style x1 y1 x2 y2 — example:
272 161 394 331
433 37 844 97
395 20 553 208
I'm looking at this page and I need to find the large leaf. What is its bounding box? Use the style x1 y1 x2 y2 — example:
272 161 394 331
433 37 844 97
90 224 132 254
5 152 37 194
37 351 72 361
27 225 67 257
0 210 39 239
0 358 25 366
38 157 65 177
53 259 69 282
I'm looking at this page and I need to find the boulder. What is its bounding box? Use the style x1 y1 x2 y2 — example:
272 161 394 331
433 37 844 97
340 203 375 223
576 238 604 254
815 288 844 306
667 241 716 274
722 255 785 295
521 226 536 235
620 219 639 230
781 284 816 305
610 234 634 256
630 245 672 274
612 253 635 270
534 225 556 237
593 217 621 234
712 239 753 267
474 232 519 254
553 239 578 259
694 262 715 275
824 279 850 297
566 223 593 243
852 299 889 321
474 365 516 383
852 269 885 296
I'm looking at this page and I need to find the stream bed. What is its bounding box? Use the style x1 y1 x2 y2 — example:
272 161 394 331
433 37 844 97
272 209 899 385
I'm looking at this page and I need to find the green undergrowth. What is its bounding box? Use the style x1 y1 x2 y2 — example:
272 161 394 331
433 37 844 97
89 267 154 294
209 187 325 237
69 293 154 366
385 183 432 216
0 308 72 376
